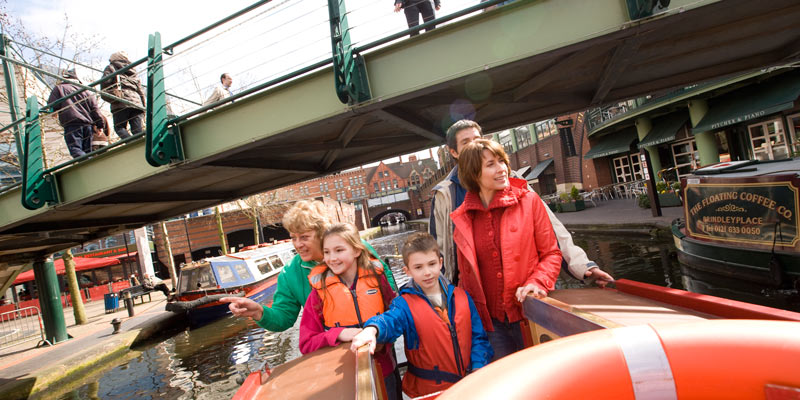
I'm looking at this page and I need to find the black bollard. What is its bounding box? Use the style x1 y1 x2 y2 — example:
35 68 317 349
111 318 122 334
123 291 135 317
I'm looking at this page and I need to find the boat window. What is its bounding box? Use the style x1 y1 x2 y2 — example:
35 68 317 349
269 254 284 269
280 249 296 265
216 265 238 284
256 259 271 274
232 263 252 280
181 265 218 291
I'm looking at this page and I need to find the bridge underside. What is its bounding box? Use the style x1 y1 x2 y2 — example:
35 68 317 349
2 0 800 265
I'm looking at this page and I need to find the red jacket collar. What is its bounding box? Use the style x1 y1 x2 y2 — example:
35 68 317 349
460 177 528 212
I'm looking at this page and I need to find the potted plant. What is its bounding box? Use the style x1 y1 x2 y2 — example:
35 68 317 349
559 186 586 212
655 181 682 207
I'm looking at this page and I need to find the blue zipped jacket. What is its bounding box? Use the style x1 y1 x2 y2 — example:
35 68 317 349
364 275 493 371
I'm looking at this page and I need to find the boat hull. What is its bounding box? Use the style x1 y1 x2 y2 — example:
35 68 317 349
672 220 799 289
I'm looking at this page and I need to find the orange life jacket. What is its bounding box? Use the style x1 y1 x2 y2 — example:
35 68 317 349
402 286 473 398
308 260 385 329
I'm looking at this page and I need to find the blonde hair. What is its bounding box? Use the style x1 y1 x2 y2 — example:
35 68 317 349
322 223 371 270
457 138 511 193
282 200 330 237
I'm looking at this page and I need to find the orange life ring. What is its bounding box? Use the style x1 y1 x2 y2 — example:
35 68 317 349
437 320 800 400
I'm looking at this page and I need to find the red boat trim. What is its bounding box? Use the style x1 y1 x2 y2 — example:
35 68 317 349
613 279 800 321
232 371 262 400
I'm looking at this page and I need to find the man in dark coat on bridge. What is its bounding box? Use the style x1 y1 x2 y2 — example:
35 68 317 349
394 0 441 36
47 69 105 158
101 51 146 140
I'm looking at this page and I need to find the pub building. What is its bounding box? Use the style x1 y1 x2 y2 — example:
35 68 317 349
585 67 800 184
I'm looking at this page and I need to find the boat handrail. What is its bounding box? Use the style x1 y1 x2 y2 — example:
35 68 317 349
355 345 385 400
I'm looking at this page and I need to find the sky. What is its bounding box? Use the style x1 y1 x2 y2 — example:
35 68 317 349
8 0 483 167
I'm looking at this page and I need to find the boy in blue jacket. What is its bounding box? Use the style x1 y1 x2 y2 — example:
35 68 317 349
351 232 492 398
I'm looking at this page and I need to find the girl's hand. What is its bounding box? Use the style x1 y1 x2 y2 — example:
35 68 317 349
394 3 402 12
220 297 263 320
337 328 362 342
516 283 546 302
350 327 378 354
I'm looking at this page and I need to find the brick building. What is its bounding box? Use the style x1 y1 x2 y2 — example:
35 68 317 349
152 198 354 268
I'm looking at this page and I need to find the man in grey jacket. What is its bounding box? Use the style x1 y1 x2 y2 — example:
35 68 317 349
430 119 614 286
101 51 146 140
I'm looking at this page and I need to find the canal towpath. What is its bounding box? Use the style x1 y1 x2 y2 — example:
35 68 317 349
555 198 683 235
0 289 184 400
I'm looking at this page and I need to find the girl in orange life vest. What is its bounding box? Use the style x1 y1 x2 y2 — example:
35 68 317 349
298 223 398 397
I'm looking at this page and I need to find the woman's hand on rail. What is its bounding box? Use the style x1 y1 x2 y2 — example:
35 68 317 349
516 283 546 302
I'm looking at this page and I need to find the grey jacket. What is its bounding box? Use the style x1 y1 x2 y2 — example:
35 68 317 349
101 52 146 112
430 167 598 283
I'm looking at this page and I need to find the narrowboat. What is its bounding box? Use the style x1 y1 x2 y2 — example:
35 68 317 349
670 158 800 290
166 241 296 327
232 279 800 399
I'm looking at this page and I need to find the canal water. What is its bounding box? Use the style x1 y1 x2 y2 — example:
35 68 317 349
49 225 796 399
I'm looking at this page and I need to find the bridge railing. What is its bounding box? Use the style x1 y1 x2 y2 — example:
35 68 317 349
1 0 528 204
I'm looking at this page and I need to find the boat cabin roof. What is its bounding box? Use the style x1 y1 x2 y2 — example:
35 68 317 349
691 158 800 178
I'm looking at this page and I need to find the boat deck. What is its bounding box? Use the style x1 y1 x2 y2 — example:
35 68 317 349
550 288 718 328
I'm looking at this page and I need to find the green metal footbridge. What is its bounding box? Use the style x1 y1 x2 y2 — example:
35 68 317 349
1 0 800 342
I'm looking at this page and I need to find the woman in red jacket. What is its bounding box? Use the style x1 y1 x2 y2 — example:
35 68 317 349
450 139 562 361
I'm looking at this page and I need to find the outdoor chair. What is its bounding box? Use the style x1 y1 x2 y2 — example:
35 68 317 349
581 191 597 207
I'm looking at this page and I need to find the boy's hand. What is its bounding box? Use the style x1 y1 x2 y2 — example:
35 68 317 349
516 283 546 302
337 328 362 343
221 297 263 320
350 327 378 354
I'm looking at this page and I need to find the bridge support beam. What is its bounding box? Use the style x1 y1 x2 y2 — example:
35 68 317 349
33 256 68 344
146 32 183 167
328 0 371 105
21 96 59 210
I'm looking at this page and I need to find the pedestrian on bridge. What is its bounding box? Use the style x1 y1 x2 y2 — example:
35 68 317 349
394 0 441 37
203 73 233 106
101 51 146 140
47 69 106 158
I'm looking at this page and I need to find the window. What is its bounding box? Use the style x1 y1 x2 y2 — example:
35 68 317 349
559 127 577 157
671 139 700 179
361 188 365 196
535 120 558 140
515 126 532 149
612 155 633 183
216 265 238 284
256 259 272 274
232 263 252 281
423 168 433 180
630 153 648 180
269 254 284 269
788 113 800 156
393 179 398 188
319 183 324 192
748 119 789 161
380 181 386 191
374 183 379 191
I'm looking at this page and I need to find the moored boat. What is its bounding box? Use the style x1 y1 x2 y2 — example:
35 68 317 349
670 158 800 290
166 240 296 327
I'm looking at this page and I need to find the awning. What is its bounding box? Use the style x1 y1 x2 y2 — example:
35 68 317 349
584 128 638 159
527 159 554 180
13 256 121 285
638 112 689 149
692 72 800 133
515 166 531 179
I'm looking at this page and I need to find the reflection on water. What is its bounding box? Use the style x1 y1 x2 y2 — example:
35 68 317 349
53 226 797 399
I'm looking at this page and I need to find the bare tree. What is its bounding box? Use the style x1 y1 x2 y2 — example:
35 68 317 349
0 4 106 171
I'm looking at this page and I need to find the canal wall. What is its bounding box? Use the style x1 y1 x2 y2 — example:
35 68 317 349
0 298 187 400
